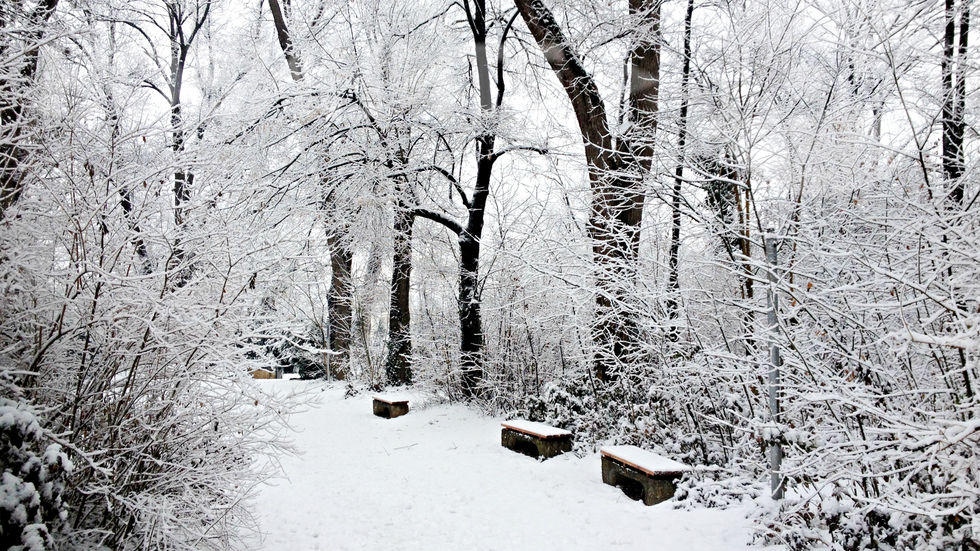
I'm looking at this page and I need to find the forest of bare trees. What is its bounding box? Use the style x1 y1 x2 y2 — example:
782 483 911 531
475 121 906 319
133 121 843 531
1 0 978 549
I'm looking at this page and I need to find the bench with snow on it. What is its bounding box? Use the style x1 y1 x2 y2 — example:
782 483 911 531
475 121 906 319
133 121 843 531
373 395 409 419
250 368 276 380
500 420 573 460
600 446 692 506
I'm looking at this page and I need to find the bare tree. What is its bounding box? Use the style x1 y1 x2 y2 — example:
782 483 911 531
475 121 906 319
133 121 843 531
0 4 299 546
266 0 356 379
404 0 540 397
664 0 695 338
113 0 212 281
513 0 661 383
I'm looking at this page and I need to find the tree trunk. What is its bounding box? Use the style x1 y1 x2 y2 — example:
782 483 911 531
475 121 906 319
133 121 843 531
941 0 973 399
327 231 352 380
452 0 501 398
514 0 660 383
119 184 154 275
665 0 694 339
268 2 354 378
165 3 210 283
268 0 303 81
383 0 515 397
458 148 493 397
943 0 968 204
385 202 414 386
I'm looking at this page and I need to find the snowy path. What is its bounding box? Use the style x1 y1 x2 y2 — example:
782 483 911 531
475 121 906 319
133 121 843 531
253 382 767 551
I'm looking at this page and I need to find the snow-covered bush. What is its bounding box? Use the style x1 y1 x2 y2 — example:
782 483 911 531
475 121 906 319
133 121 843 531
751 178 980 549
0 398 72 551
0 8 304 547
0 174 296 551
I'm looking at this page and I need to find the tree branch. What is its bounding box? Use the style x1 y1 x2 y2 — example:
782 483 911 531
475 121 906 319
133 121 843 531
489 144 547 164
388 165 470 209
496 9 520 108
141 79 172 103
413 208 463 235
512 0 613 175
268 0 304 81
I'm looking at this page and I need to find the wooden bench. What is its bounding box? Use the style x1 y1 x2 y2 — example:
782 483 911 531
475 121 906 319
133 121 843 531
372 395 409 419
600 445 692 506
249 368 276 380
500 420 572 460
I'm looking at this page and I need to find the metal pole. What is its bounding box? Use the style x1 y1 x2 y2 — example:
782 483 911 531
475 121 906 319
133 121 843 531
765 230 784 500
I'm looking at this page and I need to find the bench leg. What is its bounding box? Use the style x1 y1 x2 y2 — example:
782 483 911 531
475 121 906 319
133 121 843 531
536 436 572 459
502 429 572 460
389 403 409 418
373 400 409 419
601 456 679 506
641 477 679 506
501 428 541 458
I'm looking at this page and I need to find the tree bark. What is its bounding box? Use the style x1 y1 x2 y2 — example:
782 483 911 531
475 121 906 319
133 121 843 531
457 147 493 397
327 231 352 380
943 0 968 205
385 201 414 385
941 0 973 399
268 2 355 378
665 0 694 340
513 0 660 382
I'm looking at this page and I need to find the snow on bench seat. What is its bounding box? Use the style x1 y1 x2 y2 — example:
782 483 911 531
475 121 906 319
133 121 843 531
600 446 692 476
372 395 409 405
501 420 572 439
500 420 572 460
600 445 692 506
372 395 409 419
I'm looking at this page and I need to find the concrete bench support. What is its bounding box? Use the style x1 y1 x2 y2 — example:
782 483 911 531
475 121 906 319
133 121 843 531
600 446 691 506
500 420 572 460
373 396 409 419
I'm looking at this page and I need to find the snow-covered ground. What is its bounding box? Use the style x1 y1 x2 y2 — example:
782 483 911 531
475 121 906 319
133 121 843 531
252 381 773 551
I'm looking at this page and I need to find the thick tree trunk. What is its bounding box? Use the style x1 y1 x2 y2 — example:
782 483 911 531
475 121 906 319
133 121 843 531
268 4 355 378
168 104 195 287
458 149 493 397
458 232 484 394
941 0 973 399
448 0 499 398
514 0 660 383
0 102 30 218
943 0 968 204
624 0 661 165
172 123 191 228
385 203 414 386
327 232 352 380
